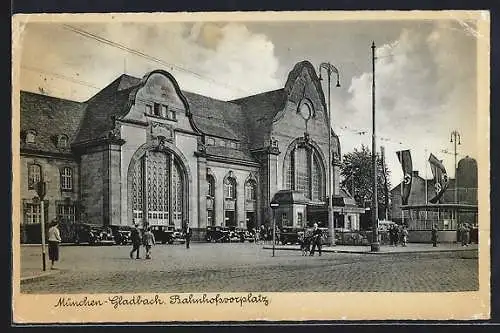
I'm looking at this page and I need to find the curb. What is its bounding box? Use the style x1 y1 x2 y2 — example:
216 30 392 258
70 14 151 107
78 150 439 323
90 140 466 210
262 246 478 255
20 270 62 284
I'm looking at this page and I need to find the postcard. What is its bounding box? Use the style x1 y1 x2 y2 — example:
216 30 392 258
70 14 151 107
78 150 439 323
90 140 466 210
11 10 490 323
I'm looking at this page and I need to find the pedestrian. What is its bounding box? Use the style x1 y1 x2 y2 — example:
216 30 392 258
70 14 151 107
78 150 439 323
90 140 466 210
130 223 142 259
460 223 468 246
47 220 62 270
275 225 281 245
431 224 438 247
184 223 192 249
401 226 409 247
464 223 471 247
310 223 323 256
259 225 266 245
142 227 156 259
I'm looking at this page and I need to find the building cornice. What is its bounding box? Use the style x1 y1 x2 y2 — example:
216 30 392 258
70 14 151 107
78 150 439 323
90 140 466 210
203 153 260 168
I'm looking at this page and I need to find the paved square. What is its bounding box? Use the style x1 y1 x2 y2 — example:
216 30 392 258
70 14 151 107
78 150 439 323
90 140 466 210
20 243 478 293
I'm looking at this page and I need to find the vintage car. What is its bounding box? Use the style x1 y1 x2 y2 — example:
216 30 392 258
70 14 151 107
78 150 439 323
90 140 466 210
74 223 115 245
150 225 176 244
206 226 231 243
171 229 186 244
110 225 133 245
279 227 302 245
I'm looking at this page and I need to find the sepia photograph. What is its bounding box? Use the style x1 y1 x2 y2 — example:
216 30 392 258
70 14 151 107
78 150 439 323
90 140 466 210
11 11 490 322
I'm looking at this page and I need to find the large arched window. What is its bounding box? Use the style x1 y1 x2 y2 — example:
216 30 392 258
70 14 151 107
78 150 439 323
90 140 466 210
283 144 325 201
131 150 186 228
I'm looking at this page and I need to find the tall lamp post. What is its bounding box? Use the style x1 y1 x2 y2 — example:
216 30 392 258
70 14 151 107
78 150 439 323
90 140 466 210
450 130 461 229
371 41 380 252
35 180 47 271
319 62 341 247
270 200 279 257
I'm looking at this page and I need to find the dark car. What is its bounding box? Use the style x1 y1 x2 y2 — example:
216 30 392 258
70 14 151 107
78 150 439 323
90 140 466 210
74 223 115 245
206 226 230 243
150 225 176 244
279 227 301 245
110 225 133 245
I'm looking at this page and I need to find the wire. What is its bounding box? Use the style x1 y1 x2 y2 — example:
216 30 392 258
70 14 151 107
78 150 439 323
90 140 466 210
62 24 251 95
21 65 101 90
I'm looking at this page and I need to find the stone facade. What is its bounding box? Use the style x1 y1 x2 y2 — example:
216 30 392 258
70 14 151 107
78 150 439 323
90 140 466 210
19 61 354 242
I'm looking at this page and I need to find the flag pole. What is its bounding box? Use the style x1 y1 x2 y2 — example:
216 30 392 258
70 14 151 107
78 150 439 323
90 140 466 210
425 149 428 226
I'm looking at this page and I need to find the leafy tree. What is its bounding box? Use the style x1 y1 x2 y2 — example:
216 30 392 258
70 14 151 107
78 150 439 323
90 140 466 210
340 145 391 219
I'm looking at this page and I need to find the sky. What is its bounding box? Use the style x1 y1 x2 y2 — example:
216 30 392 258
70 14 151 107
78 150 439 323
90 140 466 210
16 15 483 188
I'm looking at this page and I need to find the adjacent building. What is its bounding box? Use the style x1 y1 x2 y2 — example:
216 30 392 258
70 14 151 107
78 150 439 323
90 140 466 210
390 156 478 242
19 61 361 242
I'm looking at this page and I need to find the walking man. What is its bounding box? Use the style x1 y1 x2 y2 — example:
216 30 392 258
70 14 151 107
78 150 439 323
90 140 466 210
130 223 142 259
184 223 192 249
143 227 156 259
431 224 438 247
310 223 323 256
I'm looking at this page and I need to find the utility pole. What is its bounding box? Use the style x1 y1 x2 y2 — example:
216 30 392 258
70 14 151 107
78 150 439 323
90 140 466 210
371 41 380 252
319 62 341 247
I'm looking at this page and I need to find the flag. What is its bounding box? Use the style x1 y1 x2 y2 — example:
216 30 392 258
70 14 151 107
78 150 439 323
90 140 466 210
396 150 412 205
428 153 449 203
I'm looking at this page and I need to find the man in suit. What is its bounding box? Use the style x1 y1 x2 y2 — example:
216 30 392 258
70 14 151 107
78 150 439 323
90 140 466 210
310 223 323 256
184 223 192 249
130 224 142 259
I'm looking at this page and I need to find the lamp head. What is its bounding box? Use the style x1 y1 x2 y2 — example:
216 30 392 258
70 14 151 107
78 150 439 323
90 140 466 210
336 79 341 88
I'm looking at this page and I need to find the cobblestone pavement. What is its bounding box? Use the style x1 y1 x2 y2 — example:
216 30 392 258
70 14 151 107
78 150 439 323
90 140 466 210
20 243 478 293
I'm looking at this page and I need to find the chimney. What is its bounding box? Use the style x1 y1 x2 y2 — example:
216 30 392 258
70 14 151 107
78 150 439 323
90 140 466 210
412 171 419 177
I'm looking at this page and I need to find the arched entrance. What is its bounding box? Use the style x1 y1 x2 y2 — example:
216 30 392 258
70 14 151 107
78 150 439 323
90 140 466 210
129 148 188 229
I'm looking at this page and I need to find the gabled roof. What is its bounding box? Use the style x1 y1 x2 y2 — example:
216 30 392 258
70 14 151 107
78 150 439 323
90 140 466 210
231 89 287 150
20 91 87 155
74 74 138 144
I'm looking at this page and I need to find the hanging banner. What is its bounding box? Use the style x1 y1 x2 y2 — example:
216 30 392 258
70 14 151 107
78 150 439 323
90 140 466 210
428 153 449 203
396 150 412 205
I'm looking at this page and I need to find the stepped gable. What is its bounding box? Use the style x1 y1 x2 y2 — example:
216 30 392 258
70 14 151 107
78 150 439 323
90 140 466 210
20 91 87 155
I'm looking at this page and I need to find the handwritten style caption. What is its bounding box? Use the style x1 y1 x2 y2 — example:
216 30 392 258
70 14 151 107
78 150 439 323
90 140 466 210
55 293 270 309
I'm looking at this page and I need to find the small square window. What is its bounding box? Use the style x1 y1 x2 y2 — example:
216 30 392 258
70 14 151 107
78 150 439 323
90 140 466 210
207 137 215 145
145 105 152 114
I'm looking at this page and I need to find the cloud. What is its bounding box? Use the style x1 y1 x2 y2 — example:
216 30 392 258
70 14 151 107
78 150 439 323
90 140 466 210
19 22 280 101
340 21 478 184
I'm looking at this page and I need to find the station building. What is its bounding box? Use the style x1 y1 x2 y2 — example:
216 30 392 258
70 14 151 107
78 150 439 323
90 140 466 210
19 61 358 241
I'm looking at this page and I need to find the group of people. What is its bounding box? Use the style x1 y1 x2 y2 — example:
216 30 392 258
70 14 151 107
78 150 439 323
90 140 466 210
388 224 409 247
299 223 324 256
129 223 192 260
459 223 473 247
254 224 280 244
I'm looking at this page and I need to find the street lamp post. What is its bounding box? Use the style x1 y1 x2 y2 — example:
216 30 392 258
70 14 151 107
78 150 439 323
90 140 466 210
270 201 279 257
35 180 47 271
319 62 341 247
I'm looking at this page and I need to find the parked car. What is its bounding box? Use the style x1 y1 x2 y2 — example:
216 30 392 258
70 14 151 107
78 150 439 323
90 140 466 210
280 227 301 245
150 225 176 244
206 226 230 243
74 223 115 245
110 225 133 245
171 229 186 244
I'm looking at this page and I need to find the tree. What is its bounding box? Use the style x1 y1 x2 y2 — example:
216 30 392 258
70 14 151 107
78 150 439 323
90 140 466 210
340 145 391 219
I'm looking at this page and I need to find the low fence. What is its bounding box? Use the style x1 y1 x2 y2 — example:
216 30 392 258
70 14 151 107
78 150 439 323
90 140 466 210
334 230 392 246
